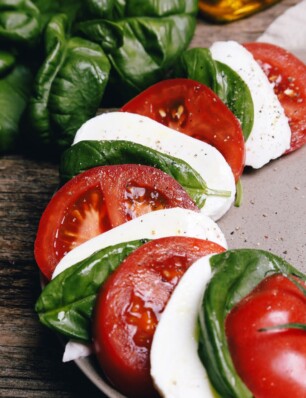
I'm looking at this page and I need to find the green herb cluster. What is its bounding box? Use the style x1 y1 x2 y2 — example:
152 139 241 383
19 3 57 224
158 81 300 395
0 0 197 155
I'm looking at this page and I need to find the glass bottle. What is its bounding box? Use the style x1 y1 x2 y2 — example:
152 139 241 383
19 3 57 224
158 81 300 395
198 0 283 23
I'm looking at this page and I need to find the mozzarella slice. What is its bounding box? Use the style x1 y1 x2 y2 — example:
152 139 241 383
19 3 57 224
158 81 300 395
73 111 235 221
63 341 92 362
150 255 215 398
52 208 227 278
210 40 291 169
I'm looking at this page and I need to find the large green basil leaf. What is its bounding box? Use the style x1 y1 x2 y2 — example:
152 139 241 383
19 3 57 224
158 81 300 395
81 0 198 19
0 62 32 153
106 15 196 103
0 0 41 47
32 0 82 27
25 13 111 153
215 61 254 141
174 47 254 141
75 0 197 105
36 239 148 341
74 19 124 53
123 0 198 16
174 47 219 90
198 249 306 398
79 0 116 19
60 140 231 208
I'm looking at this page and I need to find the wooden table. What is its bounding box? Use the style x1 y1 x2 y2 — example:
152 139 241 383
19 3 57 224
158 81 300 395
0 1 303 396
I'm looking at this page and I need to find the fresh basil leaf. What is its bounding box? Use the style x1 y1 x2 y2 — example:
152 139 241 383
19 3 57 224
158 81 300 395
0 63 32 153
60 140 230 208
36 239 148 341
76 0 198 105
25 13 111 153
123 0 198 17
74 19 124 53
32 0 82 29
198 249 306 398
174 47 219 91
81 0 198 20
79 0 116 19
215 61 254 141
174 47 254 141
106 15 196 103
0 0 41 47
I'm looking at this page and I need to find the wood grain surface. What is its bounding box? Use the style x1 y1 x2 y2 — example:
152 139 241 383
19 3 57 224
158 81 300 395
0 1 302 397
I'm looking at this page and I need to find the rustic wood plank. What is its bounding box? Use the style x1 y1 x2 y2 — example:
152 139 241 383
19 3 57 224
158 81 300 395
0 257 104 397
0 157 58 261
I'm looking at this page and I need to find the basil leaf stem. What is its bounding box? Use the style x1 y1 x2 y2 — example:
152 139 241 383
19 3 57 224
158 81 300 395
234 179 243 207
259 323 306 332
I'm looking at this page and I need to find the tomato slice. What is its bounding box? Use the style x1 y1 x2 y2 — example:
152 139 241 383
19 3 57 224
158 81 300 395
92 236 225 398
226 274 306 398
244 42 306 153
34 165 198 280
122 78 245 182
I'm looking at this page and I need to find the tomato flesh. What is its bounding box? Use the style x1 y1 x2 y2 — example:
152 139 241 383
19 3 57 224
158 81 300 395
244 42 306 153
55 186 111 261
35 165 198 280
122 78 245 182
226 274 306 398
93 236 225 398
124 183 170 220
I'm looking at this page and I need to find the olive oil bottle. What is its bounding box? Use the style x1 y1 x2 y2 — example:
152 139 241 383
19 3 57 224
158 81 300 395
198 0 282 22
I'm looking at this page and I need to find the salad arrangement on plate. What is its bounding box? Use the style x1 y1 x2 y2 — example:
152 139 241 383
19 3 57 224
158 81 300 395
34 39 306 398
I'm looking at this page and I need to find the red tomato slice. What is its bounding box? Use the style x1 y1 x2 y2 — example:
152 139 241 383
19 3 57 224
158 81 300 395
226 274 306 398
244 42 306 153
93 236 225 398
34 165 198 280
121 78 245 182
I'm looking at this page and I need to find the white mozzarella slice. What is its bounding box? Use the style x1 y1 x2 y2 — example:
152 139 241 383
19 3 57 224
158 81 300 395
210 40 291 169
150 255 215 398
62 340 92 362
52 208 227 278
73 111 235 221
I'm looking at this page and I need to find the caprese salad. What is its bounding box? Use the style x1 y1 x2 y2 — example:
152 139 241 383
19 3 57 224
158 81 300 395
36 233 306 398
34 39 306 398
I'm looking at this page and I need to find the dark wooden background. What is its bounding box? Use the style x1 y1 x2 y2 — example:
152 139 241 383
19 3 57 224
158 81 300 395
0 1 302 396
